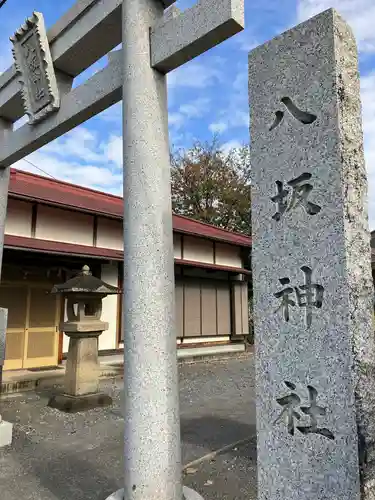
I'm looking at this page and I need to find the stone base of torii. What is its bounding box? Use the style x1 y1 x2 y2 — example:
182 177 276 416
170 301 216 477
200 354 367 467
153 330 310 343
106 487 204 500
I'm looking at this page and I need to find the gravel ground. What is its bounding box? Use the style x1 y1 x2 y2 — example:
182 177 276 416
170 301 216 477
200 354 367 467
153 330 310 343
0 353 256 500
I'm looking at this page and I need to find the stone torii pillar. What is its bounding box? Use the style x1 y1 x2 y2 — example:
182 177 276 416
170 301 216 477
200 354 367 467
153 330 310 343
106 1 244 500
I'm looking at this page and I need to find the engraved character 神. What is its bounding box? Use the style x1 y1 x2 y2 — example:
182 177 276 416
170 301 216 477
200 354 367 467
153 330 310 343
274 267 324 328
295 266 324 328
274 277 296 322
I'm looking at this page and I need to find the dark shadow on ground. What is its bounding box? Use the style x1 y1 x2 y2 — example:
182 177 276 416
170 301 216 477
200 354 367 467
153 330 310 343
181 415 256 464
9 428 122 500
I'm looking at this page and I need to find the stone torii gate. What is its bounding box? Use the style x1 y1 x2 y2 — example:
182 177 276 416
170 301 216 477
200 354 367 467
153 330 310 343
0 0 245 498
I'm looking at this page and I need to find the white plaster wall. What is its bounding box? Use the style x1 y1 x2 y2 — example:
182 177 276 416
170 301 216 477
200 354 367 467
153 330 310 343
183 235 214 264
99 262 119 351
96 217 123 250
173 233 182 259
35 205 94 246
5 199 32 237
215 242 242 267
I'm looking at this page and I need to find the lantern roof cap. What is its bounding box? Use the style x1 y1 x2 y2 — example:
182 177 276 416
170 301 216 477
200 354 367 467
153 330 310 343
51 265 119 295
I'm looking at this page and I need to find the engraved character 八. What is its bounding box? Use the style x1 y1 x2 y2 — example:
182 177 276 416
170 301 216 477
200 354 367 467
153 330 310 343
269 96 317 131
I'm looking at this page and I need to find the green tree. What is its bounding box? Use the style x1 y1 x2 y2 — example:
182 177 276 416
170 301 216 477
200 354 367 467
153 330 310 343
170 137 251 235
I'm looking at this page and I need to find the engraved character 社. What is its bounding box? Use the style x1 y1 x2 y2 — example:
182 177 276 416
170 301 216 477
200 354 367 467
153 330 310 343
297 385 334 440
274 382 334 440
273 381 301 435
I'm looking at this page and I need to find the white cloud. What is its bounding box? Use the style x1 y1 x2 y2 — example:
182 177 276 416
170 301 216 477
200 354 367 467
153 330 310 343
209 122 228 134
234 30 260 52
221 140 243 154
207 67 249 133
106 135 122 168
10 123 124 195
98 102 122 125
168 97 212 134
179 97 210 119
167 61 223 90
169 112 185 130
14 151 122 194
297 0 375 53
42 126 107 164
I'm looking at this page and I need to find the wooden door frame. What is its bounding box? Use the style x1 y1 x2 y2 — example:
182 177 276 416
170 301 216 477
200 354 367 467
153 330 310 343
1 281 60 370
23 285 60 369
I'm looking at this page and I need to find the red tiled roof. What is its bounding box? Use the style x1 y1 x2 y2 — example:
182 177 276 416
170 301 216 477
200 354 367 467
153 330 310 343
4 235 250 275
175 258 251 275
4 234 123 260
8 168 252 247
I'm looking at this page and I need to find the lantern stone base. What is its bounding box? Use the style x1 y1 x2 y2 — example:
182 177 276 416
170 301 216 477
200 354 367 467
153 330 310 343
0 419 13 448
48 392 112 413
105 486 204 500
47 333 113 413
64 334 103 396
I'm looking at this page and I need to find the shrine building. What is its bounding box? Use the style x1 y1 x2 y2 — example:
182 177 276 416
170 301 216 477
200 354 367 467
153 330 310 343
1 168 251 371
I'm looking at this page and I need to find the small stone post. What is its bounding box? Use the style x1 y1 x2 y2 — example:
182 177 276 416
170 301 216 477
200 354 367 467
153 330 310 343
0 307 12 448
250 9 375 500
48 265 119 413
0 118 12 448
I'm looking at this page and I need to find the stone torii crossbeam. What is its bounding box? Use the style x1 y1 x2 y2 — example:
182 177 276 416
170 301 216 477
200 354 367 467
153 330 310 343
0 0 245 498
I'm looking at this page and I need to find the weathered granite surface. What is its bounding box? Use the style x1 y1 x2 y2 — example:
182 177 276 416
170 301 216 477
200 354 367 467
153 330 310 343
150 0 244 73
121 0 182 498
249 8 375 500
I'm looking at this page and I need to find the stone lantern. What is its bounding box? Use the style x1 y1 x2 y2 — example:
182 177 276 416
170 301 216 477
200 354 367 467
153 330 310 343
48 265 119 413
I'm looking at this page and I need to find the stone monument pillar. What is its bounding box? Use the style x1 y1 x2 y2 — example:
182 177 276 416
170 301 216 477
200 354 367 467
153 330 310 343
250 8 375 500
0 118 12 448
48 265 119 413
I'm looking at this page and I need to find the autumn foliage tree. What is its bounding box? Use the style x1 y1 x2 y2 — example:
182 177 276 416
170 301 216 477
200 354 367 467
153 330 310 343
170 138 251 236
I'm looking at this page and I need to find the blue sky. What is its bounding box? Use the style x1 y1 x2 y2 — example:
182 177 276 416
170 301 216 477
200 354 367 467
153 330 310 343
1 0 375 226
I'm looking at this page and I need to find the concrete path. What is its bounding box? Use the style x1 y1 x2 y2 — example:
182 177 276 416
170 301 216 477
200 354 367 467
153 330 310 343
0 354 256 500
